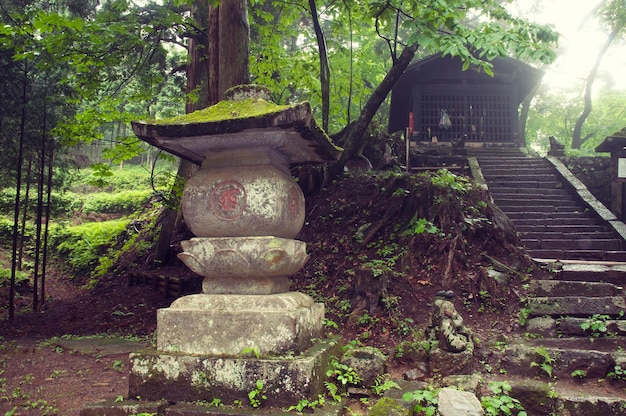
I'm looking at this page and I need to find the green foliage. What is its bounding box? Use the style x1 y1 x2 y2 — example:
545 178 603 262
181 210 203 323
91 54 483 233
0 189 82 218
371 374 400 396
481 381 527 416
325 357 362 400
401 216 440 237
50 219 130 277
361 259 393 278
517 307 531 327
248 379 267 408
580 314 612 337
81 190 152 214
0 266 29 288
324 318 339 330
530 347 555 378
240 346 260 358
527 86 626 154
402 386 440 416
250 0 557 138
607 365 626 381
428 169 474 194
287 394 325 412
88 164 115 188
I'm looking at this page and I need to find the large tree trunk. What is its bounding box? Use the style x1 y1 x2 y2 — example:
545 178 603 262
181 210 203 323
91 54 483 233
154 0 250 265
329 44 418 177
153 0 209 264
216 0 250 98
572 25 623 149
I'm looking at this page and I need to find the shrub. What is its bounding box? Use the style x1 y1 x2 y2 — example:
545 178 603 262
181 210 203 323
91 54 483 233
0 189 82 217
49 219 130 277
81 190 153 214
0 265 29 287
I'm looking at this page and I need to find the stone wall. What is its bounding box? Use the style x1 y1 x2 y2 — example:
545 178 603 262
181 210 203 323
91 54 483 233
559 156 612 209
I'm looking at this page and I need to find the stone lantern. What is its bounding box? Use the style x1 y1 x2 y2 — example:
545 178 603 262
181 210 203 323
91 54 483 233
126 85 342 409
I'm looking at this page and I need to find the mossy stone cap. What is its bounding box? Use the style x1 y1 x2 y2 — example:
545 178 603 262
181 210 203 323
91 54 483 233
131 84 342 165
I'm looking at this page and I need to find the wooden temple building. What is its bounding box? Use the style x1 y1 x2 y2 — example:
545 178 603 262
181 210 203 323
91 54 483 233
388 54 543 146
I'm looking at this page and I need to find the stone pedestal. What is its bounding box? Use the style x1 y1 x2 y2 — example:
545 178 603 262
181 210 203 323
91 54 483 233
157 292 324 356
128 337 341 408
429 342 475 376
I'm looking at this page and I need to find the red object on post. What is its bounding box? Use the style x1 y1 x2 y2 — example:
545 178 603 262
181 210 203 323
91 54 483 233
408 112 414 136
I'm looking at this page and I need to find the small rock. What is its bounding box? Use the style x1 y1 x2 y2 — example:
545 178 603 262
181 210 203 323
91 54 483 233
403 368 426 381
441 374 483 394
341 346 387 387
508 379 558 416
437 387 484 416
526 316 557 338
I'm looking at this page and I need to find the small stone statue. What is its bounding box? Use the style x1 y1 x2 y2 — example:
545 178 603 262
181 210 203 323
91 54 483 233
548 135 565 156
429 291 472 353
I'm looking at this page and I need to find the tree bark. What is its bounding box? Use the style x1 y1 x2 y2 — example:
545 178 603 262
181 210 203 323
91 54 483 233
309 0 330 131
330 43 418 177
519 75 543 148
154 0 209 264
572 25 623 149
10 63 28 321
154 0 250 265
217 0 250 98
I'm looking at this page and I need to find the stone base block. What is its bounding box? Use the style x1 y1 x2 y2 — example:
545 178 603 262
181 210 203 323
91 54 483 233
428 344 474 377
80 399 167 416
164 401 343 415
129 337 341 408
157 292 324 356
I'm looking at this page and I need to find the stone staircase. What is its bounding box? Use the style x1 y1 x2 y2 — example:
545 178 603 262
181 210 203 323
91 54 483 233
474 153 626 262
468 146 626 414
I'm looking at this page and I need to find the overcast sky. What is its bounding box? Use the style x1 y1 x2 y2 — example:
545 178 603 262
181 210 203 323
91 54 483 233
510 0 626 91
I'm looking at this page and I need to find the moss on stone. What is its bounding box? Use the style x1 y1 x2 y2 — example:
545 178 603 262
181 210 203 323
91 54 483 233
368 397 411 416
151 98 292 125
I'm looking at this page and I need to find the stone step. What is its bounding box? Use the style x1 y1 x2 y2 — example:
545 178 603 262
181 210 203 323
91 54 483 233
520 231 614 240
528 280 622 298
525 336 626 354
493 198 579 208
605 251 626 262
516 224 610 233
526 295 626 317
558 317 626 337
502 205 586 214
558 394 626 416
506 379 626 416
486 180 562 189
557 264 626 285
523 238 623 251
490 188 573 197
500 342 617 379
480 168 556 176
476 157 542 164
525 317 626 347
528 249 626 262
490 189 572 198
508 212 597 222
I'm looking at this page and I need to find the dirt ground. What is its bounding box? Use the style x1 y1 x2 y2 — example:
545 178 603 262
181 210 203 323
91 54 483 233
0 266 169 416
0 169 624 415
